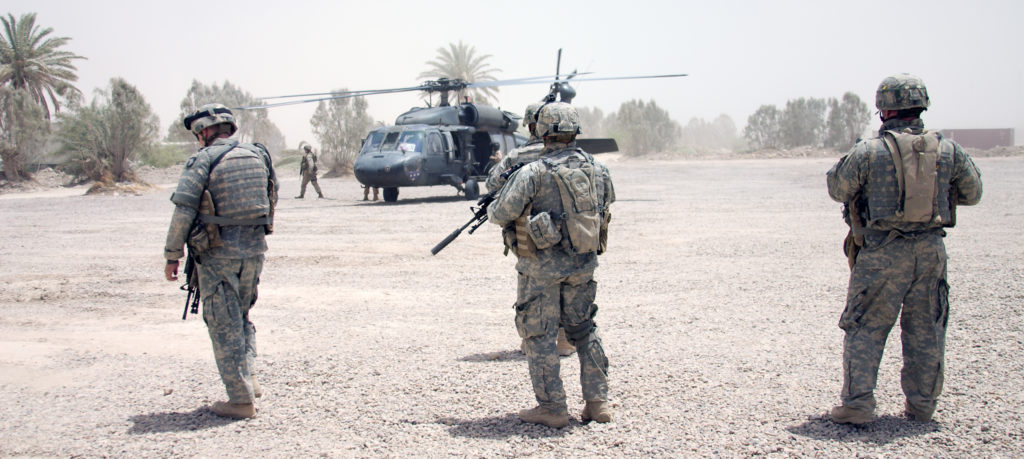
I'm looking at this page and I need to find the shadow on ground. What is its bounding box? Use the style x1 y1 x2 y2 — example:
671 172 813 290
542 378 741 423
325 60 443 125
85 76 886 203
127 407 238 434
458 349 525 362
787 414 942 445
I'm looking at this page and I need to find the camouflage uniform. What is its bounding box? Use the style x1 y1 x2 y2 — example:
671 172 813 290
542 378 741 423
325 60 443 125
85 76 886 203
486 139 544 192
488 142 616 418
827 115 982 421
165 137 278 405
297 149 324 198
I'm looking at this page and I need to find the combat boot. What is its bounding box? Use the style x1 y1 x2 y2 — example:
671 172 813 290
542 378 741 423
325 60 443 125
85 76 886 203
904 401 934 422
518 405 569 428
830 405 873 424
294 195 303 199
556 328 576 357
581 400 612 423
211 401 256 419
252 377 262 398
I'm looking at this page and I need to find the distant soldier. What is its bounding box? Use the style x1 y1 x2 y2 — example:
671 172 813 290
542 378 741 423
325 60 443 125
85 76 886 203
163 103 278 419
296 143 324 199
488 102 616 428
827 74 982 424
487 102 576 357
363 184 380 201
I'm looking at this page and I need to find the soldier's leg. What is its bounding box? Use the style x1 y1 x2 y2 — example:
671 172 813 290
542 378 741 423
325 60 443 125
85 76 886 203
237 255 263 383
200 257 255 404
373 187 379 201
899 237 949 420
312 178 324 198
560 271 608 402
516 272 567 414
297 176 309 198
363 185 370 200
837 243 912 413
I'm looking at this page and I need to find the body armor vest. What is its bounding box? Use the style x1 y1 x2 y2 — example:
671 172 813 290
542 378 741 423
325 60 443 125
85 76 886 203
863 131 954 228
207 144 272 221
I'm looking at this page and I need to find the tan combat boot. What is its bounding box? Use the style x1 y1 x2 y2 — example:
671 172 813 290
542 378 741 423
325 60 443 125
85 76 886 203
556 328 576 357
581 400 612 423
904 401 934 422
252 377 262 399
830 405 872 424
211 401 256 419
518 405 569 428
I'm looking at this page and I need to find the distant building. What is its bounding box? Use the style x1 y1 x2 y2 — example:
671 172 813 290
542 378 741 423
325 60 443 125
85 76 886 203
939 128 1015 149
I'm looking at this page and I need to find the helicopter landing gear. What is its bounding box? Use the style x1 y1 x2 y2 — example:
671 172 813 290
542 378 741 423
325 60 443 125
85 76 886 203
383 187 399 202
464 179 480 201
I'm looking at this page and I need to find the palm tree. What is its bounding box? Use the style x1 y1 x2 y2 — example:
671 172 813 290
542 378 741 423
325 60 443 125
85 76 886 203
0 12 84 119
418 41 501 105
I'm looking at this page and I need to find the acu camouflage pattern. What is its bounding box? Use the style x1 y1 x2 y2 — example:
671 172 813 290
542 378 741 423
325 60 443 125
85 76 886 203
534 102 581 138
488 143 616 414
297 150 323 198
485 139 544 191
875 73 930 111
827 126 982 418
164 138 277 405
165 138 278 261
199 255 262 404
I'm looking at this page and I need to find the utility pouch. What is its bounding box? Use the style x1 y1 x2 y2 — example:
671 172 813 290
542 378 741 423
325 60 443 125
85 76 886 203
187 222 210 254
527 211 562 250
598 209 611 255
199 190 223 248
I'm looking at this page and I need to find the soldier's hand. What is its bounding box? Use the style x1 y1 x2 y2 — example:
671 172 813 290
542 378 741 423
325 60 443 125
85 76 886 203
165 260 179 281
490 151 503 162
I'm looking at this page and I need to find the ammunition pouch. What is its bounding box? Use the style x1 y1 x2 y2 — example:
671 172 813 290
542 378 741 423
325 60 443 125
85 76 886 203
598 209 611 255
512 204 537 258
527 211 562 249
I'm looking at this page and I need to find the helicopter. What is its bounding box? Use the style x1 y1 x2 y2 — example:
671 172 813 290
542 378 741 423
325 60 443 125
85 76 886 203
243 51 686 202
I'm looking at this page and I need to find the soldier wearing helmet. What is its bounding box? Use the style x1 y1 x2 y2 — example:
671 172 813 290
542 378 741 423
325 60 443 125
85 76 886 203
163 103 279 419
487 102 616 428
296 142 325 199
826 74 982 425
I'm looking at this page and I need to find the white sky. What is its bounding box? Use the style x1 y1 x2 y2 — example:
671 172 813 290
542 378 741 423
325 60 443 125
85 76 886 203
15 0 1024 147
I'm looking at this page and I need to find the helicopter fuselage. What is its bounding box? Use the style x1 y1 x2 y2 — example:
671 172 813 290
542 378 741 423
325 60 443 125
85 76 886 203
353 103 526 201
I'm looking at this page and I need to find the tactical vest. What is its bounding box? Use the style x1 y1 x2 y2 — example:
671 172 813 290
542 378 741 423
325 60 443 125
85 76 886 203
207 144 273 221
531 148 605 255
864 130 954 227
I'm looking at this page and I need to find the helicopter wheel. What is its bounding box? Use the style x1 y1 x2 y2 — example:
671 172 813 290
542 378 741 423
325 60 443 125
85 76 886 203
464 179 480 200
383 187 399 202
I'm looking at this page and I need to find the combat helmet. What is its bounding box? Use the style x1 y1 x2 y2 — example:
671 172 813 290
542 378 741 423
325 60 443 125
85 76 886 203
183 103 238 137
535 102 581 139
875 73 930 111
523 102 544 127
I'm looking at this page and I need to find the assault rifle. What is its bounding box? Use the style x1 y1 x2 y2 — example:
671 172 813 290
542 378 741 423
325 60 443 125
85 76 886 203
180 247 200 320
431 162 527 255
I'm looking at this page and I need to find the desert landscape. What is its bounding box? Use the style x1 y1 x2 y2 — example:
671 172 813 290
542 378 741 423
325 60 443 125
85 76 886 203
1 153 1021 457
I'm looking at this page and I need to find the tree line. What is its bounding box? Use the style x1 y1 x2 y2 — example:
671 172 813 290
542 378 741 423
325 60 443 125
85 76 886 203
1 14 874 187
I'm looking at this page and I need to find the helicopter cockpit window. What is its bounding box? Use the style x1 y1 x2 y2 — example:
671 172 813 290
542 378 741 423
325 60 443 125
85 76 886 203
360 131 385 155
380 132 401 150
397 131 424 153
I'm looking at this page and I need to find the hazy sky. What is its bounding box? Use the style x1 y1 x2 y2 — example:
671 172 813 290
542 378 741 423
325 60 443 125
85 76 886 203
14 0 1024 147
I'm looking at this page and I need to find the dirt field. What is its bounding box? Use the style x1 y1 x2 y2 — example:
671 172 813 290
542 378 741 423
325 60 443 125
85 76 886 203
0 155 1021 457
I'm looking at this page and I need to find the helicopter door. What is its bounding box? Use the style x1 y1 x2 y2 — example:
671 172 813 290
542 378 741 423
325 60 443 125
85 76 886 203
423 131 447 174
441 132 455 163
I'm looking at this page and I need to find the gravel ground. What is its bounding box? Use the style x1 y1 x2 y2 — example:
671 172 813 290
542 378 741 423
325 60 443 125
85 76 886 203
0 155 1021 457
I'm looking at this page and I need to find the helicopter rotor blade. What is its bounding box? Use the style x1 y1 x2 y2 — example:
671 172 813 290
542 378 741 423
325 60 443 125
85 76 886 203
235 86 427 110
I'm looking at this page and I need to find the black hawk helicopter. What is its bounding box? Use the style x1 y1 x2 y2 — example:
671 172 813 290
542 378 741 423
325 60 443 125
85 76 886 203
243 51 685 202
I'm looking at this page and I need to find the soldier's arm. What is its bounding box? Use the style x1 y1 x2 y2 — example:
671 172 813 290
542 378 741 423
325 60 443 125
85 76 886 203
485 155 514 191
487 166 538 226
163 153 209 260
827 146 867 203
951 144 983 206
601 164 616 207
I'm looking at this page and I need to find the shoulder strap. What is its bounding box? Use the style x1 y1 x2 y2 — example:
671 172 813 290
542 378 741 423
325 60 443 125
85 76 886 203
206 140 240 174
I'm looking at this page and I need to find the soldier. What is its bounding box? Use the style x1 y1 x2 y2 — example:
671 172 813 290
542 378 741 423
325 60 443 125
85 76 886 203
163 103 278 419
488 102 576 357
363 184 380 201
296 143 324 199
488 102 615 428
827 74 982 424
